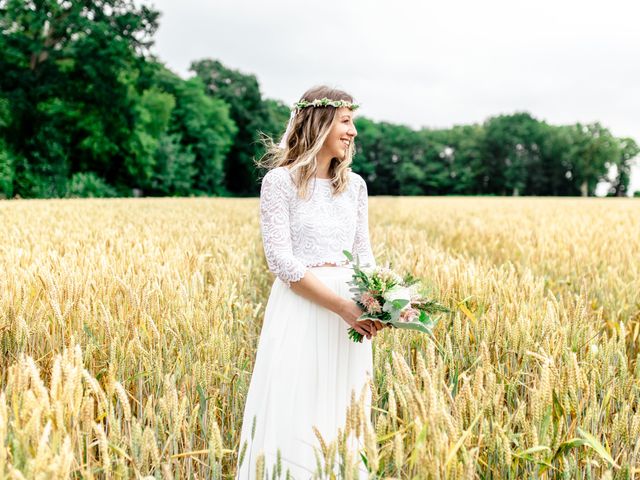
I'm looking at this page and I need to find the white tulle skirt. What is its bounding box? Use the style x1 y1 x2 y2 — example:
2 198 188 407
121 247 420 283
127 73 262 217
235 266 373 480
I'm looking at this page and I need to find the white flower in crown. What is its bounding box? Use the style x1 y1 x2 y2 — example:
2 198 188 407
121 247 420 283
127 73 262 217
294 97 360 110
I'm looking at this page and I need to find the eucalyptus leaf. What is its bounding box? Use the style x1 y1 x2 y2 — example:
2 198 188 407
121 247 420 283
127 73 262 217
392 299 410 309
392 321 431 333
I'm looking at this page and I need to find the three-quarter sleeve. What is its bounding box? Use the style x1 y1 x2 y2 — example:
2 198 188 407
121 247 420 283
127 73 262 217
352 175 377 268
259 169 307 288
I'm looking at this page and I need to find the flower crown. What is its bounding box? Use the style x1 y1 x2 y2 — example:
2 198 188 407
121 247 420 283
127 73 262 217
293 97 360 111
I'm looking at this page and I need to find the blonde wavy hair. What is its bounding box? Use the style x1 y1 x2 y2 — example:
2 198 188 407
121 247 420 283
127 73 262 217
255 85 357 199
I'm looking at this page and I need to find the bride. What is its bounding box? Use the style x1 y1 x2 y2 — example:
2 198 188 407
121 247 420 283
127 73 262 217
235 85 388 479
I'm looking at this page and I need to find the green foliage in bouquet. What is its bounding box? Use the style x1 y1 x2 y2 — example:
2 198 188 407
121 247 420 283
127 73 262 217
343 250 451 343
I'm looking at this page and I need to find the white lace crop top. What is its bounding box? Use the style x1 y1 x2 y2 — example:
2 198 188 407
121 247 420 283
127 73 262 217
259 166 377 287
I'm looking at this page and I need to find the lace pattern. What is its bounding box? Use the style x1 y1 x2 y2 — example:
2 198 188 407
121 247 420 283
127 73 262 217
259 167 376 288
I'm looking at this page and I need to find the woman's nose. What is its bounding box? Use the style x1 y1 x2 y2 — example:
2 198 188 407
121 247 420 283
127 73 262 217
348 126 357 138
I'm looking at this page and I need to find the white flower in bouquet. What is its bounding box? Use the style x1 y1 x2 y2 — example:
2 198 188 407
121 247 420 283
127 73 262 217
377 266 403 284
342 249 451 344
408 283 422 301
360 266 376 276
382 285 413 310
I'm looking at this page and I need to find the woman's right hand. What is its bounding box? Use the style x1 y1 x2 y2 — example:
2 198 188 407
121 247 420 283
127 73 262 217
337 299 385 339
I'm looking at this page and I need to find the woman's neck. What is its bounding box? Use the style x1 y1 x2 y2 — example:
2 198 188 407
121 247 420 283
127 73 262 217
315 152 332 178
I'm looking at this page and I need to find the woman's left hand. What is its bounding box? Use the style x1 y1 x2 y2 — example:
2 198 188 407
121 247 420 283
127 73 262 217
358 319 386 338
372 320 388 333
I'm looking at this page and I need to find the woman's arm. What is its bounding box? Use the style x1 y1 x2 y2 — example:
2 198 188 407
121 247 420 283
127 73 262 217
290 274 377 338
289 273 350 315
259 169 308 287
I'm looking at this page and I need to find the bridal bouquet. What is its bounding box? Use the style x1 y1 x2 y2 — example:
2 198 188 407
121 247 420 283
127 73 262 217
343 250 451 343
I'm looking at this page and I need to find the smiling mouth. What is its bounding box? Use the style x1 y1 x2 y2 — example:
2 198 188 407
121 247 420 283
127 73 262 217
341 139 350 147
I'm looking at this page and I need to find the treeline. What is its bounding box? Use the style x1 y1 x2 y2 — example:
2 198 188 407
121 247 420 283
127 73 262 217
354 116 639 197
0 0 638 199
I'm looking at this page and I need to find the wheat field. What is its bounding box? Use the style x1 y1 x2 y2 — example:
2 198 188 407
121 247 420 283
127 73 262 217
0 196 639 479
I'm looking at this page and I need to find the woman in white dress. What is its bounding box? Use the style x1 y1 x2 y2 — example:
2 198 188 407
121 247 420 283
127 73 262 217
235 86 387 480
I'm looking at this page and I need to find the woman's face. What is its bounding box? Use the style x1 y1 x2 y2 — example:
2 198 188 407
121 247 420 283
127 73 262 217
322 106 358 160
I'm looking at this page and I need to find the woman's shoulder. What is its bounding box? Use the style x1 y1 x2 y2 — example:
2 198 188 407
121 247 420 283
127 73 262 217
348 169 367 190
262 166 295 185
348 169 362 181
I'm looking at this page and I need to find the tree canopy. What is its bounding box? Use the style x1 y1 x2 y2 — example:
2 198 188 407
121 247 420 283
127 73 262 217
0 0 637 198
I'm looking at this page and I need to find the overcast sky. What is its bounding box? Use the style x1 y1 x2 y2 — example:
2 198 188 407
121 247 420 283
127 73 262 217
147 0 640 195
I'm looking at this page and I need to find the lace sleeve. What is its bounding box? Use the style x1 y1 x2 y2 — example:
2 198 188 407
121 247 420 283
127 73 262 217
352 175 377 268
260 169 307 288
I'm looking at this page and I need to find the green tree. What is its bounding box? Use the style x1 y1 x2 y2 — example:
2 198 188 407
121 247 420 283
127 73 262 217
261 98 291 141
405 129 450 195
434 126 485 195
191 59 268 196
0 0 159 197
356 121 418 195
352 117 381 184
566 123 618 196
151 133 197 196
538 125 579 196
152 66 237 195
0 96 16 198
66 171 118 198
127 86 176 187
482 113 544 196
606 137 639 197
